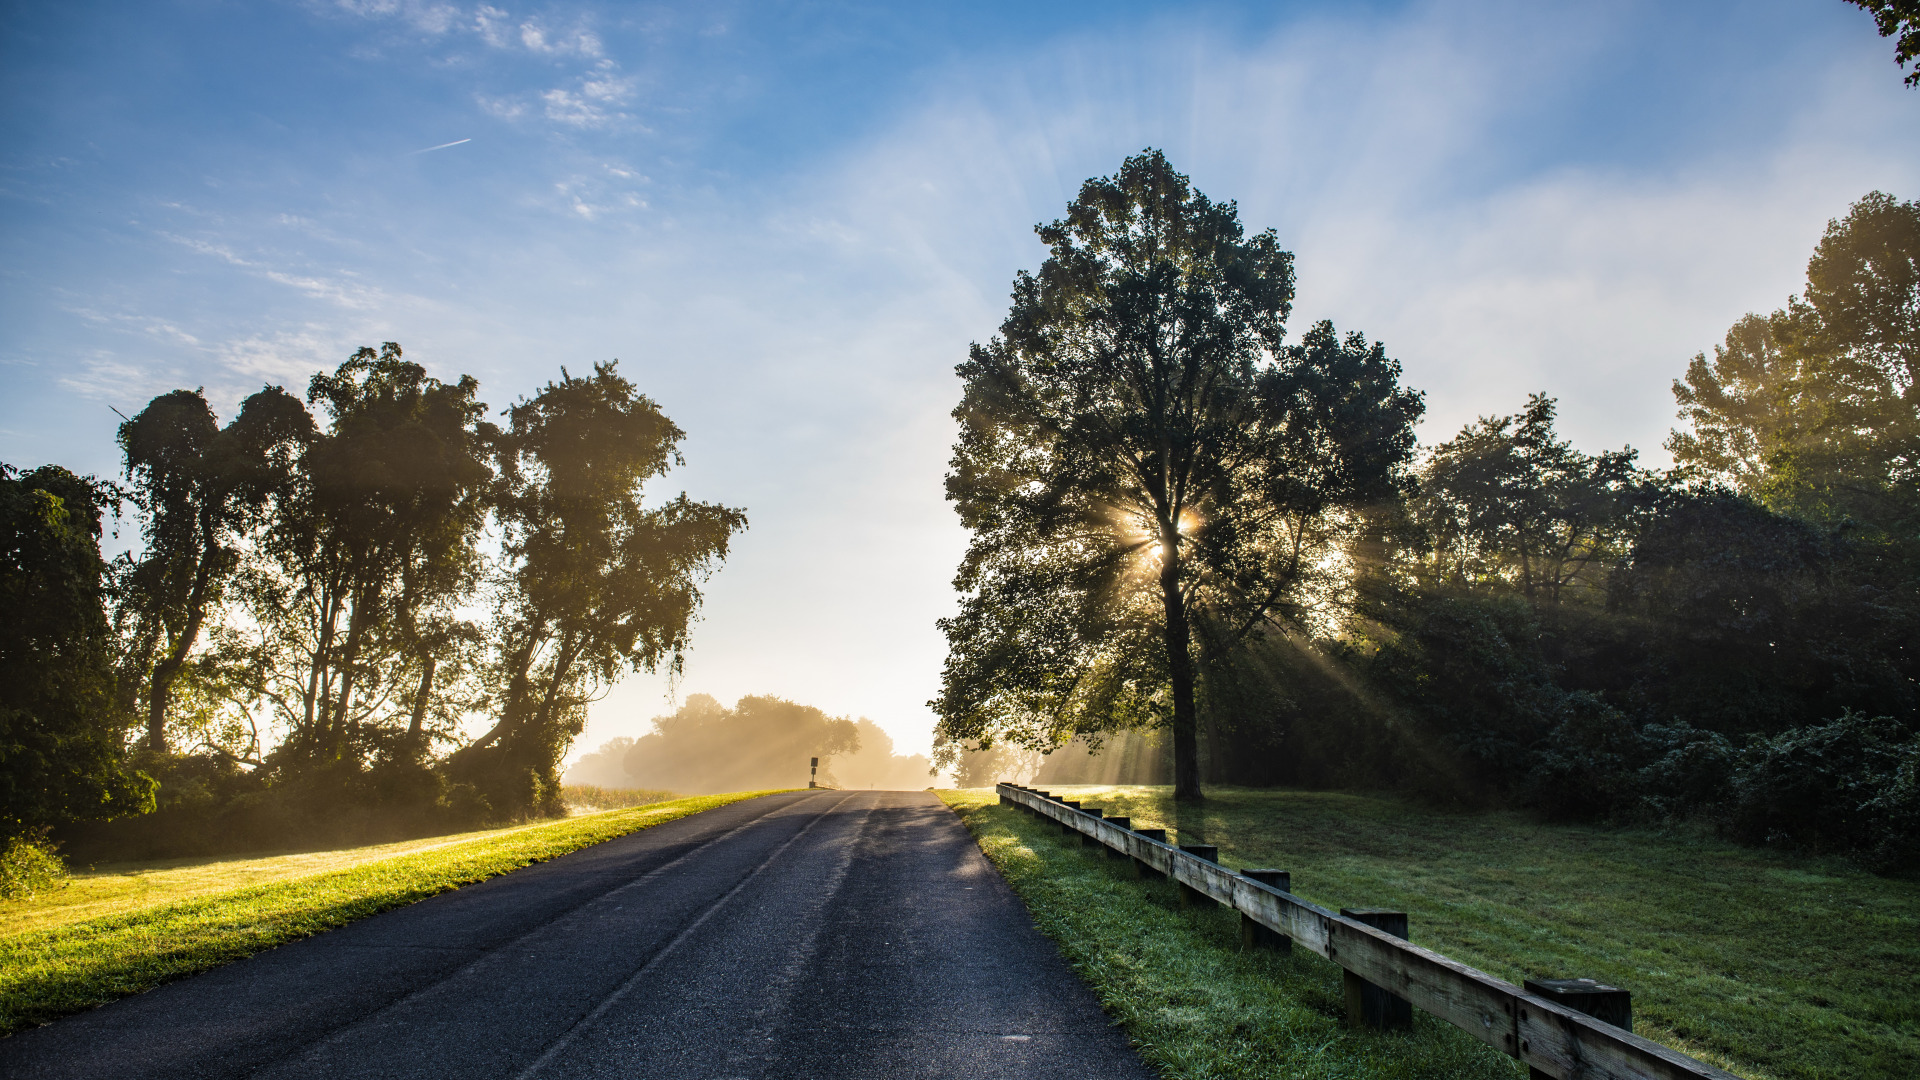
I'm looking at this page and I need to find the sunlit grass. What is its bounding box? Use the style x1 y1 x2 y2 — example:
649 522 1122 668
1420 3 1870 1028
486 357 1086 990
948 785 1920 1080
0 790 785 1035
939 788 1522 1080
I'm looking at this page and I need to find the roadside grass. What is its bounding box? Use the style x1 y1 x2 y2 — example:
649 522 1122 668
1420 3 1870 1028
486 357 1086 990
958 785 1920 1080
0 790 784 1036
7 820 618 939
559 785 678 812
939 789 1523 1080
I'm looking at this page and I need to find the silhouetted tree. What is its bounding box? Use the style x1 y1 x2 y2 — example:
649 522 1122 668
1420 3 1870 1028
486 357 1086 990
1418 394 1645 608
1 464 154 838
117 386 312 754
621 694 859 793
936 149 1421 801
252 343 493 767
459 363 746 814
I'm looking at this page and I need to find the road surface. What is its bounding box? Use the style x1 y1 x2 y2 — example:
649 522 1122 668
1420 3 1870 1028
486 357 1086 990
1 789 1155 1079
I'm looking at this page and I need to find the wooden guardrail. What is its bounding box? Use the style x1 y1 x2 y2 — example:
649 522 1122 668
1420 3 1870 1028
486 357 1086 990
995 783 1741 1080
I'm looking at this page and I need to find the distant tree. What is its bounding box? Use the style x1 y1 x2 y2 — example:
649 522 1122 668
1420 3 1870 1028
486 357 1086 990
621 694 858 793
1 464 154 838
832 719 935 789
1670 192 1919 544
562 735 639 789
935 149 1422 802
1844 1 1920 87
116 386 313 754
459 363 746 813
1417 394 1645 608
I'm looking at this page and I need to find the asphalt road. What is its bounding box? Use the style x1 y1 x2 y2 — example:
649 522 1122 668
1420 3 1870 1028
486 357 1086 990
1 789 1155 1080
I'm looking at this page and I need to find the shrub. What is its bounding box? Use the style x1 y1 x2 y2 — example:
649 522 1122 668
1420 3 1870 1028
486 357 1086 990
1726 710 1920 871
0 831 68 900
1634 722 1737 819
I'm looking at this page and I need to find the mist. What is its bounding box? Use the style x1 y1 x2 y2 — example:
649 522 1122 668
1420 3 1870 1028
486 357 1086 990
563 694 934 794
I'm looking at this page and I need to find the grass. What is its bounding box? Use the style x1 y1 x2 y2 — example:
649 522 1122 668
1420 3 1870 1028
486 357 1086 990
0 790 784 1035
943 786 1920 1080
558 784 678 812
939 788 1523 1080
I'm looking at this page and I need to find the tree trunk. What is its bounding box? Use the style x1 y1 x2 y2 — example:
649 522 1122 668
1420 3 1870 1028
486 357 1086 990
144 550 219 755
1161 536 1203 803
408 655 437 740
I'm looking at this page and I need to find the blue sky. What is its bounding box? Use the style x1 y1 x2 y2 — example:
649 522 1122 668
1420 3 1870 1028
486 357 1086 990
4 0 1918 764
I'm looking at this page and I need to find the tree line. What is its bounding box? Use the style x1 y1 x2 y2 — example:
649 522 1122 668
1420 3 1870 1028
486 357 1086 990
3 350 743 860
934 151 1918 871
564 693 934 793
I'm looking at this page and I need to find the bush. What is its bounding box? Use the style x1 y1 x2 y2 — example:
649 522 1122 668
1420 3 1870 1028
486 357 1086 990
1633 722 1736 818
1725 710 1920 872
1522 693 1639 821
0 832 68 900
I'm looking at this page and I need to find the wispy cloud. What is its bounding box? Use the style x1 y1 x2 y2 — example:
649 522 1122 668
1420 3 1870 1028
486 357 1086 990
162 232 391 309
330 0 465 35
540 65 637 128
411 137 472 154
518 18 602 57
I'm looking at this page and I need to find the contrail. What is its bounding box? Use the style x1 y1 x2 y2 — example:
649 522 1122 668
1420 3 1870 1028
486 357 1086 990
411 138 471 154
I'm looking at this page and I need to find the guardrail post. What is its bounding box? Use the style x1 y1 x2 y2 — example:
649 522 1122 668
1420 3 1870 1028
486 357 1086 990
1102 817 1129 859
1080 808 1104 847
1239 870 1291 953
1058 801 1080 837
1132 828 1167 879
1177 844 1219 908
1340 908 1412 1030
1522 979 1633 1080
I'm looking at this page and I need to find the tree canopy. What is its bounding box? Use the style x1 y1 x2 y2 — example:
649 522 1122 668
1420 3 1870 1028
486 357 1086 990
1846 1 1920 87
1 465 154 839
935 149 1422 801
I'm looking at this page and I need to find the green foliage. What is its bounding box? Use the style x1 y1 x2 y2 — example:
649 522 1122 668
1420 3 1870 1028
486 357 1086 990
56 751 494 862
1726 710 1920 870
116 385 313 753
67 345 744 854
937 148 1421 801
0 464 154 840
1845 1 1920 87
1416 394 1643 606
256 342 494 769
0 833 68 901
1 790 781 1034
1670 192 1920 545
455 361 746 814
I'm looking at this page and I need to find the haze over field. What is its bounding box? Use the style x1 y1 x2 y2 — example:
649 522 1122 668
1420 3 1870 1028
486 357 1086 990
4 1 1917 766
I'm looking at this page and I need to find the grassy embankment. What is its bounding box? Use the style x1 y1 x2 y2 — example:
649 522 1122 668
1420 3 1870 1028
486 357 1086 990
1 789 783 1036
940 786 1920 1080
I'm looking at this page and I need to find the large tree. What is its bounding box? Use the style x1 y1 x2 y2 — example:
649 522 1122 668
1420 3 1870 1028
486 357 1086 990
936 150 1423 801
252 344 493 766
117 386 313 754
458 362 746 813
